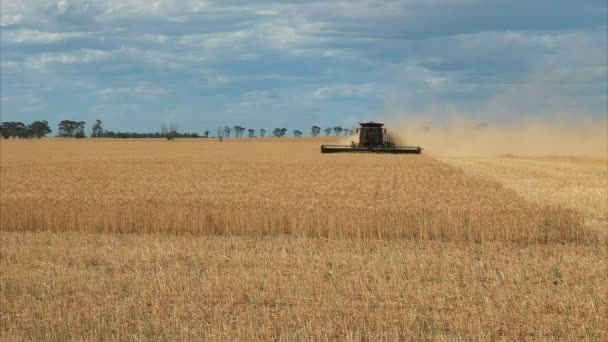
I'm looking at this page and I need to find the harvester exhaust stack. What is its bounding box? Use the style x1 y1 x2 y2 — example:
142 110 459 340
321 122 422 154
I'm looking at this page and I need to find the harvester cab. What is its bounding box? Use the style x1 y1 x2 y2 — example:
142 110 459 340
321 122 422 154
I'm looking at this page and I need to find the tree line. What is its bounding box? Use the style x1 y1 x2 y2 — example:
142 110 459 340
0 121 53 139
0 120 201 139
217 125 353 139
0 120 355 140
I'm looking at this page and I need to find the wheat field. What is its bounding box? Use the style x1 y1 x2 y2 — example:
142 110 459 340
0 139 593 243
1 138 607 340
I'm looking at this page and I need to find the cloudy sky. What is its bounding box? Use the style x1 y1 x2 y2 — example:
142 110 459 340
1 0 606 133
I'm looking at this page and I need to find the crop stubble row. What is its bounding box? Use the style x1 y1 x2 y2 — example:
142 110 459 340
1 232 606 341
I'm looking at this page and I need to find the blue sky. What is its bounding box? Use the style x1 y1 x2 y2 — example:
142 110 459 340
1 0 606 133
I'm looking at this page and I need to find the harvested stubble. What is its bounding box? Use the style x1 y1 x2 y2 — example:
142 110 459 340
1 232 606 341
441 156 608 232
0 139 588 243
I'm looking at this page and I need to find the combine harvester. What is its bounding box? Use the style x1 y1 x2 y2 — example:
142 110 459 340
321 122 422 154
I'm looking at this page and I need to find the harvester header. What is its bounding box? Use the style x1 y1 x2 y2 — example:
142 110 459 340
321 122 422 154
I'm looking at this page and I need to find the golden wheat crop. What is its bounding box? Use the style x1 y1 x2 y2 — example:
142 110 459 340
1 138 607 341
0 138 591 243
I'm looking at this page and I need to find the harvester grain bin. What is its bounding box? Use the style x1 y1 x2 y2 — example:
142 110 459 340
321 122 422 154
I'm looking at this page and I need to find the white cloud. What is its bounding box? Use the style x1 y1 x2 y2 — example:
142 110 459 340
176 30 252 49
143 33 170 44
2 29 91 44
97 0 210 20
96 84 167 99
312 83 379 99
0 14 24 27
24 49 112 71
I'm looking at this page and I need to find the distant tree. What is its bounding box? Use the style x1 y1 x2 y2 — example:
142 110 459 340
2 123 13 139
3 123 14 138
233 126 246 138
160 124 169 137
29 120 52 139
272 128 287 137
58 120 85 138
204 130 210 138
293 130 302 137
91 120 103 139
259 128 266 138
343 129 352 136
1 122 28 138
333 126 343 136
248 129 256 138
311 125 321 137
74 122 86 139
224 126 232 138
59 120 74 137
74 121 87 138
18 123 32 138
323 128 332 136
216 126 224 141
168 123 178 139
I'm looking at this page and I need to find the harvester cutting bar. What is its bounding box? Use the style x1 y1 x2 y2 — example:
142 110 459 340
321 145 422 154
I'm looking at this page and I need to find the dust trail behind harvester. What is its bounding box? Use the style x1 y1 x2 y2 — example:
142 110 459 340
386 117 607 158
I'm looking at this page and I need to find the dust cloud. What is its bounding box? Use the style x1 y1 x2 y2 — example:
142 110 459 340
387 118 607 157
